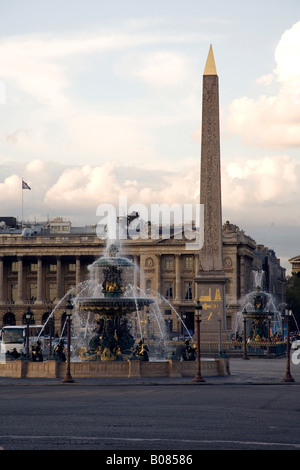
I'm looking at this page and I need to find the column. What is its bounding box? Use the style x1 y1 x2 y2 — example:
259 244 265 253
239 254 245 298
194 254 199 301
0 257 3 304
175 254 181 302
75 256 81 294
36 256 43 304
133 255 139 288
16 256 23 304
56 256 62 301
155 254 161 295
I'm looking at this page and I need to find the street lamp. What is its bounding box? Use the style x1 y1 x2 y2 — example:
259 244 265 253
282 307 295 383
48 311 54 358
62 298 74 384
25 307 33 359
242 307 249 360
192 300 205 383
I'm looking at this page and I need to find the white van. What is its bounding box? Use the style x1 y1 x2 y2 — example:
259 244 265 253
0 325 44 355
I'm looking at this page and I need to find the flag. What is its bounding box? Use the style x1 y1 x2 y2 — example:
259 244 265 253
22 180 31 190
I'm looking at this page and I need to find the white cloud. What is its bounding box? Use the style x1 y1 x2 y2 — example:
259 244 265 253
116 51 194 88
0 157 199 223
222 154 300 218
0 28 201 167
43 158 199 212
0 174 21 202
0 27 200 105
0 152 299 247
226 21 300 150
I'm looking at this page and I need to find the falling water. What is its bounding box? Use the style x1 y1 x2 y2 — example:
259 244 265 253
235 270 284 337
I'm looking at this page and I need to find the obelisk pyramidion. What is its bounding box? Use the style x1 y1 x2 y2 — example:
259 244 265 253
195 45 227 341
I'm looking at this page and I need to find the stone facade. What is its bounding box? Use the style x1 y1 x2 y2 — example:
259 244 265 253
288 255 300 276
0 222 286 342
222 220 286 334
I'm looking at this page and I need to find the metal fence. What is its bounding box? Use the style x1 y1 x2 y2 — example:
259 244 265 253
166 340 287 358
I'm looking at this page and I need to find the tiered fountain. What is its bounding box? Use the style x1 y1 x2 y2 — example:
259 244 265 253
240 287 277 340
0 242 229 378
73 243 154 361
233 271 286 358
235 271 283 341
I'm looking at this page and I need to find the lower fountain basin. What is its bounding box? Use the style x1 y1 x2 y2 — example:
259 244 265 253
77 296 154 315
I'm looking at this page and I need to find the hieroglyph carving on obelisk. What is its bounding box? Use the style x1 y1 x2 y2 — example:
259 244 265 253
200 45 224 274
195 45 227 341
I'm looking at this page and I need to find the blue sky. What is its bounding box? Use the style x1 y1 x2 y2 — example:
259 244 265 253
0 0 300 273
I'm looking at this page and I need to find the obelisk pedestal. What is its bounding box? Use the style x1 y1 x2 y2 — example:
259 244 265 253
195 45 227 342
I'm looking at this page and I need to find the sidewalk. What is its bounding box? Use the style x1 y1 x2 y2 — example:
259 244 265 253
0 357 299 386
222 356 300 384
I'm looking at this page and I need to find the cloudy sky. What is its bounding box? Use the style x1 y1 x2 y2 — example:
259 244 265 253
0 0 300 273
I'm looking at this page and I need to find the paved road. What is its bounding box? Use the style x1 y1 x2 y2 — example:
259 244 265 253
0 358 299 451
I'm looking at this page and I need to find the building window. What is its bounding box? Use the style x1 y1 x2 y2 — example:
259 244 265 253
184 281 193 300
49 283 57 301
68 263 76 272
10 283 18 302
165 281 173 299
11 262 18 273
30 283 37 302
164 309 172 316
184 256 193 270
30 263 37 272
49 264 57 272
165 256 174 270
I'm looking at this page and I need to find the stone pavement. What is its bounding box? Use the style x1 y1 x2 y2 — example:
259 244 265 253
0 356 299 386
220 356 300 384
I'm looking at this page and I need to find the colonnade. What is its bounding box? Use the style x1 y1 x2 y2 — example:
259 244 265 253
0 255 84 305
0 252 199 305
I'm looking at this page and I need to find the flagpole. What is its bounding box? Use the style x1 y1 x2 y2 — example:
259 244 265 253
21 177 24 231
21 178 31 231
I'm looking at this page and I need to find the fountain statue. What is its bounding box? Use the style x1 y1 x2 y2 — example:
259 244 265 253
235 271 283 342
74 244 154 361
241 287 275 340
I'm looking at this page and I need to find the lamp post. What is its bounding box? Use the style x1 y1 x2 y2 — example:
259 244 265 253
193 301 205 383
242 308 249 360
25 307 33 359
62 298 74 384
283 307 295 383
48 312 54 358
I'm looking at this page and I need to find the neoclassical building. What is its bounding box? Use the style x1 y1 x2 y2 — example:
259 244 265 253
0 217 286 342
288 255 300 276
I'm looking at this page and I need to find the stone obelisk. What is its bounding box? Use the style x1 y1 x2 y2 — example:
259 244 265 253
195 45 227 341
